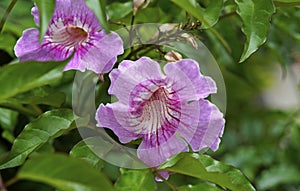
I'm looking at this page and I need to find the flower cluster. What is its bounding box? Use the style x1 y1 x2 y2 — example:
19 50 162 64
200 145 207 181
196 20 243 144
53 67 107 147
15 0 225 174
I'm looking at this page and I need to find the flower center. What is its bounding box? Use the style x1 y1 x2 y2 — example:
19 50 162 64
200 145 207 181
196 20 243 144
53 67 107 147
130 85 181 136
50 26 88 47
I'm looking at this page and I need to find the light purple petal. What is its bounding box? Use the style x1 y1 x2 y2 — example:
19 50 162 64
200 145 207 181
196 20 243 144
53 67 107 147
50 0 100 33
138 133 187 167
108 57 164 104
14 28 40 58
75 31 124 73
15 33 71 62
63 52 85 71
96 103 140 143
14 29 57 62
164 59 217 100
31 5 39 26
181 99 225 151
155 171 171 181
70 0 101 31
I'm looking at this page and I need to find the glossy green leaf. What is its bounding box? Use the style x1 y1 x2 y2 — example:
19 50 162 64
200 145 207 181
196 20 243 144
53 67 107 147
235 0 275 62
17 153 114 191
0 60 66 101
158 153 255 191
115 169 156 191
171 0 223 29
0 108 18 131
34 0 55 42
70 138 104 170
178 183 223 191
0 108 18 143
0 109 74 169
86 0 110 33
107 2 132 20
8 92 66 107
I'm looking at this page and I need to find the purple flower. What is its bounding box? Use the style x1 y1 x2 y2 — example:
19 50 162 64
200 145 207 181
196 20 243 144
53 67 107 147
96 57 225 168
14 0 123 74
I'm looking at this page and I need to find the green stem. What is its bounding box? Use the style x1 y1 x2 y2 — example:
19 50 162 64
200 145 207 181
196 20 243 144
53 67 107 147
0 174 7 191
129 14 136 53
4 176 19 188
0 103 39 117
208 27 231 54
30 104 43 116
0 0 18 33
219 11 236 20
273 1 300 6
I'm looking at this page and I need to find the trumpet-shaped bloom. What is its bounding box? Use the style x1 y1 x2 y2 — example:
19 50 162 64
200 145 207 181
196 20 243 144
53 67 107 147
96 57 225 168
14 0 123 74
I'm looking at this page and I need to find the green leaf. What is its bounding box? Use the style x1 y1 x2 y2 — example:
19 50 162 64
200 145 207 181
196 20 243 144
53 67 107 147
178 183 223 191
0 60 66 101
107 2 132 20
234 0 275 62
34 0 55 43
86 0 110 33
115 169 156 191
0 109 74 169
0 108 18 131
158 153 255 191
2 130 15 143
0 32 16 56
70 138 104 170
9 92 66 107
171 0 223 29
0 108 18 143
257 164 300 190
11 86 66 107
17 153 114 191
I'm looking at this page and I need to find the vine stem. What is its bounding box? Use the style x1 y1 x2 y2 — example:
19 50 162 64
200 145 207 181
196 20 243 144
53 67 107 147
129 14 136 53
0 0 18 33
273 1 300 6
0 174 7 191
4 176 18 188
0 103 40 117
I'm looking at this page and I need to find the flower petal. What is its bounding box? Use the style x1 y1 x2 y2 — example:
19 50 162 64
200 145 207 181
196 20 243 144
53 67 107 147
164 59 217 100
14 29 58 62
181 99 225 151
70 0 101 32
14 28 40 58
50 0 100 33
75 31 124 73
31 5 39 26
138 132 187 167
96 103 140 143
108 57 164 104
155 171 171 182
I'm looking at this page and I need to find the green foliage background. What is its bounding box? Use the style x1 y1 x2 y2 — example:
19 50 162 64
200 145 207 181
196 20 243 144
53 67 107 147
0 0 300 191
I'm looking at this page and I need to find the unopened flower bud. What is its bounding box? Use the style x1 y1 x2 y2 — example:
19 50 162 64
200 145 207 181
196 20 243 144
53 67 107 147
133 0 150 16
164 50 182 62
